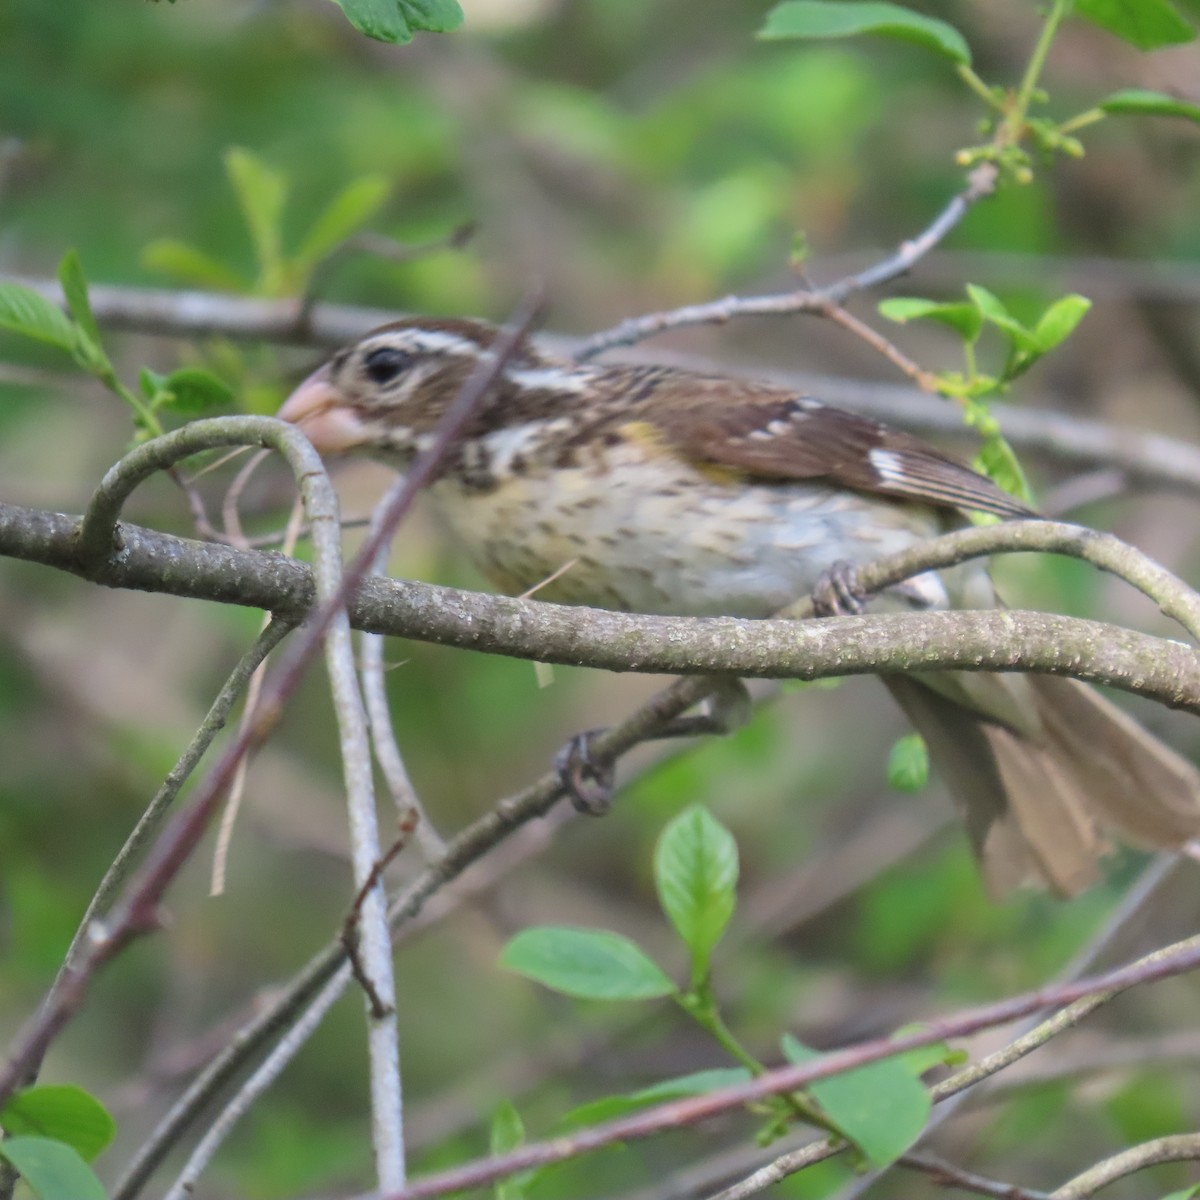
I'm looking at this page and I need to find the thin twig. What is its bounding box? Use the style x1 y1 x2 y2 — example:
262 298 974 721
342 816 418 1019
900 1152 1054 1200
160 964 354 1200
571 164 997 360
51 618 293 993
0 418 342 1108
210 495 305 895
360 485 447 860
219 447 272 546
1051 1132 1200 1198
346 932 1200 1200
830 851 1200 1200
819 300 941 392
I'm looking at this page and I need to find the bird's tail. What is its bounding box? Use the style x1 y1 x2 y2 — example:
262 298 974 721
884 672 1200 897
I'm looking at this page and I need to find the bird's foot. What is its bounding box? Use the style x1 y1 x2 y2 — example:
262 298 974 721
555 730 616 816
555 680 751 815
812 560 866 617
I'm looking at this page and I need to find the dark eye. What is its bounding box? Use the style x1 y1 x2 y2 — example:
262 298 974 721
363 346 414 386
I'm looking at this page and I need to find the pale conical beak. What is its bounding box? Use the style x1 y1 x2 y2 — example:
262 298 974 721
277 364 370 454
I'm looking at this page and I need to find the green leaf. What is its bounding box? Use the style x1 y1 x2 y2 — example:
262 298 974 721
758 1 971 65
0 283 78 353
886 734 929 793
56 250 101 351
330 0 464 44
490 1100 524 1156
158 367 235 413
490 1101 534 1200
224 148 288 291
296 175 392 268
654 806 738 984
965 284 1036 352
0 1085 115 1162
1030 295 1091 355
141 239 247 292
138 366 168 402
500 927 676 1001
878 297 983 342
562 1068 752 1127
898 1042 963 1075
1099 88 1200 125
974 434 1034 506
1074 0 1195 50
781 1036 930 1168
0 1137 108 1200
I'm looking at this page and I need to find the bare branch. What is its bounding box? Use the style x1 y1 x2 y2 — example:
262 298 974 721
347 932 1200 1200
56 617 293 977
343 815 419 1019
572 165 998 359
899 1153 1054 1200
1052 1132 1200 1198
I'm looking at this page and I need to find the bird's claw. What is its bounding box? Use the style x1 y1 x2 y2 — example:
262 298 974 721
555 729 615 816
812 560 866 617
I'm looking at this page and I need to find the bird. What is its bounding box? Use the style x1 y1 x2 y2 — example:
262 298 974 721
277 315 1200 897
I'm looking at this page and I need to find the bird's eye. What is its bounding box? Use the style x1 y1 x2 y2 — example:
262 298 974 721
363 346 414 386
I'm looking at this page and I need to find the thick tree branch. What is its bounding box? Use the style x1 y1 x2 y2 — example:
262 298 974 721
2 502 1198 709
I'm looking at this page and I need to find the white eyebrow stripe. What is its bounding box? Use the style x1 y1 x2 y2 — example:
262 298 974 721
378 330 481 355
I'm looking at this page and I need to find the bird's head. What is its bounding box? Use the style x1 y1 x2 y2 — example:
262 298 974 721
278 316 535 464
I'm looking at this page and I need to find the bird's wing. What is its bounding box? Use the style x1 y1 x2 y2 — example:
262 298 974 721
637 377 1034 519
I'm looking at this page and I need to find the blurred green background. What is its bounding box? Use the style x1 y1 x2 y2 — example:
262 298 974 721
2 1 1200 1197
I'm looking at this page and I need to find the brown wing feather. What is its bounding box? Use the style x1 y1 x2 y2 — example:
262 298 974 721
634 378 1033 520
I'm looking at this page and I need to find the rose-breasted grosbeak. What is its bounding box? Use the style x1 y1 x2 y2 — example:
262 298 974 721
278 316 1200 896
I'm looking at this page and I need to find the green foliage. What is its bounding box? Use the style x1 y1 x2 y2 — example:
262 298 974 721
1074 0 1195 49
0 283 79 355
0 1085 116 1161
225 147 289 296
501 811 948 1161
5 2 1200 1196
500 927 676 1001
1104 1074 1189 1145
329 0 464 44
143 148 394 298
758 1 971 66
0 252 165 436
654 805 739 988
781 1034 930 1168
0 1137 107 1200
1097 88 1200 125
139 366 234 416
880 284 1094 503
561 1068 752 1127
489 1101 536 1200
886 733 929 793
296 175 393 271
